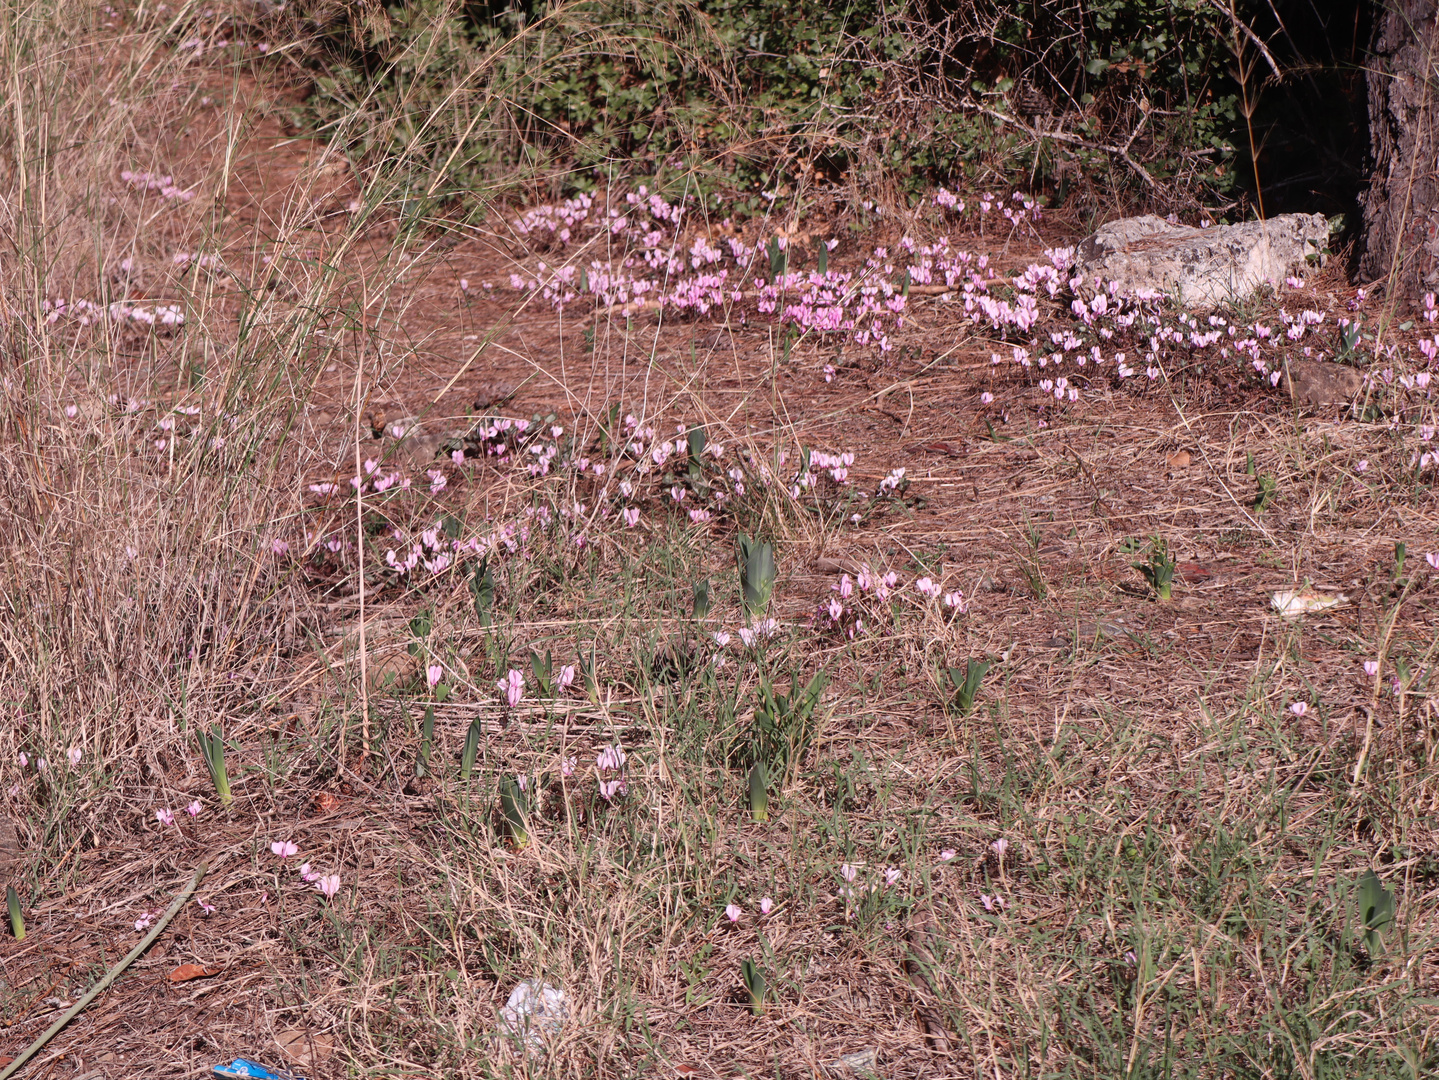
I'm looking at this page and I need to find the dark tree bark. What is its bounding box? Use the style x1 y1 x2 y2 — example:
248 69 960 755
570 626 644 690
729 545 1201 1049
1361 0 1439 303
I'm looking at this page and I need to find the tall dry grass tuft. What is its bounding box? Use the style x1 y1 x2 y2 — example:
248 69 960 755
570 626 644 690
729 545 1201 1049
0 0 396 828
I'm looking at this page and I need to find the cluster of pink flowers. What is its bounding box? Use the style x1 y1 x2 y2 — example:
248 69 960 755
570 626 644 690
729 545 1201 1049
42 296 185 329
596 742 626 801
154 801 203 828
119 169 196 201
814 567 907 638
835 861 904 903
270 839 341 898
496 668 524 707
172 252 223 269
724 896 776 922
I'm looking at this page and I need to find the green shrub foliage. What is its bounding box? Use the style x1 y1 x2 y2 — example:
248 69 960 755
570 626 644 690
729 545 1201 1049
291 0 1279 208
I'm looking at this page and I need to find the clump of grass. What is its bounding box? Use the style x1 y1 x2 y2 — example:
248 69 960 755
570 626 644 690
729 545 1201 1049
1131 536 1177 601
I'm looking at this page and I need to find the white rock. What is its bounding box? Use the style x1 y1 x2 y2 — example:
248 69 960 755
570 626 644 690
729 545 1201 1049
499 979 568 1054
1074 213 1329 308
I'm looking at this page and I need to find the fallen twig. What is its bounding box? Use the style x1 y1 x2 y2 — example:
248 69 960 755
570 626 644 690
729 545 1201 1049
0 863 208 1080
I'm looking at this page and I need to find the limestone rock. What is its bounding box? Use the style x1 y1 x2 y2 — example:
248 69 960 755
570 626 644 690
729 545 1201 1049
1074 213 1330 308
396 432 444 467
1284 358 1364 409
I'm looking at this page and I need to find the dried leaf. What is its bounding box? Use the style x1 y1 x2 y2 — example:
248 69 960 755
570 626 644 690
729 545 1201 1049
275 1028 335 1065
1166 450 1192 468
313 791 341 813
167 963 221 983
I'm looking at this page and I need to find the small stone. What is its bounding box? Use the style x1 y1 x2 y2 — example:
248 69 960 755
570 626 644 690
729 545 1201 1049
366 400 409 438
472 382 518 410
1284 359 1363 410
366 653 417 691
397 433 443 466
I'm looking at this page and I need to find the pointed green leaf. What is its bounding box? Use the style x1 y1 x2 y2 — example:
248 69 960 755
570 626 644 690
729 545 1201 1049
460 718 482 782
748 762 769 822
7 885 23 941
499 775 530 847
1359 869 1395 952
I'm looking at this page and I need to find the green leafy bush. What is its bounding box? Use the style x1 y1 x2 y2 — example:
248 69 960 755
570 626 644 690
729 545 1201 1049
289 0 1266 210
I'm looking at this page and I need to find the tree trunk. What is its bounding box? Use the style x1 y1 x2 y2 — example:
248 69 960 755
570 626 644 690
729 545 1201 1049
1360 0 1439 304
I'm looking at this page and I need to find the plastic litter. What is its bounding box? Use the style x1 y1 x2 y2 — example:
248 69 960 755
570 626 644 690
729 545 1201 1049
1272 588 1346 617
212 1059 305 1080
500 979 568 1054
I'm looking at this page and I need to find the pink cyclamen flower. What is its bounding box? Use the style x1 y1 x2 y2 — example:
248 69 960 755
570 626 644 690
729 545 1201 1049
497 669 525 707
939 849 957 862
598 778 626 800
943 591 967 611
884 867 902 887
1364 660 1380 677
186 800 202 818
156 808 175 827
1290 702 1308 717
197 899 216 915
270 840 299 859
990 838 1009 858
725 904 742 923
915 577 941 599
557 665 576 689
840 863 858 883
760 897 774 915
67 746 82 766
622 507 640 528
427 664 443 688
299 862 320 882
17 752 27 768
316 875 341 899
135 911 155 932
1427 552 1439 570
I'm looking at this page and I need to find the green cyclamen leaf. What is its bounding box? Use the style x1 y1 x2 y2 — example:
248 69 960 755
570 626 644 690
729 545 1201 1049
1358 869 1395 951
7 885 24 941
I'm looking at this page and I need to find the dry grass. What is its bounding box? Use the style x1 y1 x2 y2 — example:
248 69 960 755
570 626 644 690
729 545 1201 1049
2 4 1438 1080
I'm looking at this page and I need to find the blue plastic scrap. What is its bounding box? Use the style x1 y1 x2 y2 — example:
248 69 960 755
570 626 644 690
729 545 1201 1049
212 1059 306 1080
